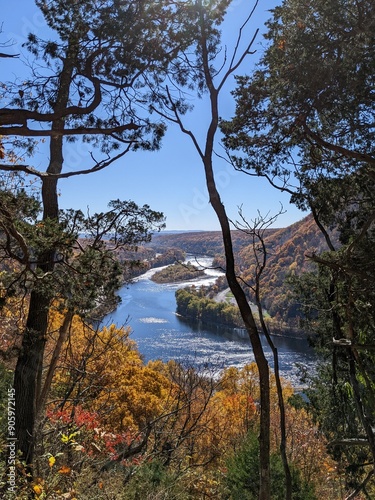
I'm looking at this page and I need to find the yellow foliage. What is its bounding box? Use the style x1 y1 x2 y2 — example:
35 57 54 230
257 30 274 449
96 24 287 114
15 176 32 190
280 405 340 493
48 314 172 433
41 312 341 497
33 484 43 496
218 362 293 407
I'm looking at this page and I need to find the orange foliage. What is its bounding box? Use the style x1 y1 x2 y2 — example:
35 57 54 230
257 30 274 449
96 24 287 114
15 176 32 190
39 314 341 497
47 314 171 432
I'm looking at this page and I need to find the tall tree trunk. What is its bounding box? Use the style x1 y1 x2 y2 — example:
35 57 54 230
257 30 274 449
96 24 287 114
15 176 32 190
14 292 50 465
203 157 271 499
38 310 73 412
198 7 271 486
165 3 271 494
13 35 78 469
253 226 292 500
260 319 292 500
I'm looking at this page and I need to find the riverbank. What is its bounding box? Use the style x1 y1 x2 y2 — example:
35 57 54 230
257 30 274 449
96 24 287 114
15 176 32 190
176 313 309 342
176 284 309 341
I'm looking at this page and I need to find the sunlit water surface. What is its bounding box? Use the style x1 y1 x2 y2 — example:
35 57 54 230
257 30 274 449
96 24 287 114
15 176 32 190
103 258 315 387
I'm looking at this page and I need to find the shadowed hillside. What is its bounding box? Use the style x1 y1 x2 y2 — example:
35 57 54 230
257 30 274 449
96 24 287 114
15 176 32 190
238 215 337 321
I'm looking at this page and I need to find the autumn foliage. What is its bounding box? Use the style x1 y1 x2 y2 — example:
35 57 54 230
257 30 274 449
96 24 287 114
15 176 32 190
0 306 345 498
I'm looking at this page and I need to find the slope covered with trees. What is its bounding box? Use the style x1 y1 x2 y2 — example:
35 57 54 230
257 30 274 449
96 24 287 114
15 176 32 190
0 309 339 499
149 229 254 256
151 214 337 324
238 215 338 322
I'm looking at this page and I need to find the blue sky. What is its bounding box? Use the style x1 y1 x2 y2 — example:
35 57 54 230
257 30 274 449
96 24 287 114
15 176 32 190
1 0 305 231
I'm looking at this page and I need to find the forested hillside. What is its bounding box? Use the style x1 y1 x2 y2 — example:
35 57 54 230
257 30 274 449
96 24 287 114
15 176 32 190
150 214 337 323
239 215 338 321
150 214 331 263
149 228 253 256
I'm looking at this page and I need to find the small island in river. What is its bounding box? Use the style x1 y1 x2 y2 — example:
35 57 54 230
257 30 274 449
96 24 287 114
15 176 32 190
151 262 205 283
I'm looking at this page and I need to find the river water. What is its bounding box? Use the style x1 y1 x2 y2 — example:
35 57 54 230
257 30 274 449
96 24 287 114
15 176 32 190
103 257 316 387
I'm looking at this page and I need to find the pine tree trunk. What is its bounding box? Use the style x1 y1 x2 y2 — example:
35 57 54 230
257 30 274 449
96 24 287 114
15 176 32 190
12 34 77 469
14 291 50 465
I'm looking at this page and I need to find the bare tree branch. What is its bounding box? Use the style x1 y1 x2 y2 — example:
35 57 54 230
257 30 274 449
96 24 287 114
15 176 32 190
0 146 132 180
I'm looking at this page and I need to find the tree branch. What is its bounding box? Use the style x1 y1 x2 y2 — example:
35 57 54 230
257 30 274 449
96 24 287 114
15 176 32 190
345 469 374 500
0 52 19 58
0 146 131 180
302 121 375 167
0 122 140 137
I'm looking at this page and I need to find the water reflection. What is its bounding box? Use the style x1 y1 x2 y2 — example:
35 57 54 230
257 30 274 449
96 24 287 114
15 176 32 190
103 260 316 386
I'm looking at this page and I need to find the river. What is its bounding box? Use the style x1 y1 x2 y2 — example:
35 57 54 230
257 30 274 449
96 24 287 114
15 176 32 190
103 257 316 387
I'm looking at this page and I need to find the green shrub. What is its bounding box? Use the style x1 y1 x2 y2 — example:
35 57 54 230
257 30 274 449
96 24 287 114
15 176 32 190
226 431 317 500
122 460 190 499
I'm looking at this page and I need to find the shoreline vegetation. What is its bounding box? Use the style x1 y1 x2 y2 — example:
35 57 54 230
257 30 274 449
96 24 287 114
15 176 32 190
175 286 308 341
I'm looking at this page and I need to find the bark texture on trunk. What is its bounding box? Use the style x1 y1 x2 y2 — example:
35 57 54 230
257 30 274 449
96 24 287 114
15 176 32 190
13 35 78 468
14 291 50 464
205 174 271 499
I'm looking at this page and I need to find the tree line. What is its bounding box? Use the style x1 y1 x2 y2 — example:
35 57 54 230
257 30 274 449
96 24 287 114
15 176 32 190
151 262 205 284
176 286 243 328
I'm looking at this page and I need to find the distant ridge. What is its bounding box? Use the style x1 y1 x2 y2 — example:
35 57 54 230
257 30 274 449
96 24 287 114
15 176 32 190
156 229 205 235
149 214 338 324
